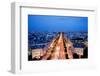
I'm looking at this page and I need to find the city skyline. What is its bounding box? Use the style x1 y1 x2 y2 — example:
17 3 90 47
28 15 88 60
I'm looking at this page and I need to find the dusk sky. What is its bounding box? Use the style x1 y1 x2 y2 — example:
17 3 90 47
28 15 88 32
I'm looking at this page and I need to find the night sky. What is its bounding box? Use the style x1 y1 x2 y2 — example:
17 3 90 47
28 15 88 32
